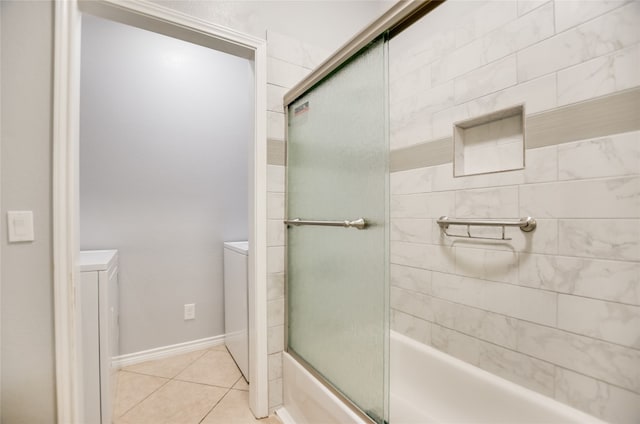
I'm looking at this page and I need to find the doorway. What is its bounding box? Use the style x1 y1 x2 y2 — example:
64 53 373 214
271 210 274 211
52 1 269 422
79 12 251 421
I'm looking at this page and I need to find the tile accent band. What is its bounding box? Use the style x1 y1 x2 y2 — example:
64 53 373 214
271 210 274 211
390 87 640 173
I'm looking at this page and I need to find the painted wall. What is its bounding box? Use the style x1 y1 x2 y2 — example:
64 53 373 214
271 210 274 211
0 1 57 422
79 14 252 354
388 1 640 423
0 1 384 421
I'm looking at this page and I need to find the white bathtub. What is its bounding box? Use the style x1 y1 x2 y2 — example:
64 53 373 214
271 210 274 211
390 331 603 424
279 331 604 424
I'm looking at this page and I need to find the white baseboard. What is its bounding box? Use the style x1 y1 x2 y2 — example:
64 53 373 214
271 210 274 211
113 335 226 368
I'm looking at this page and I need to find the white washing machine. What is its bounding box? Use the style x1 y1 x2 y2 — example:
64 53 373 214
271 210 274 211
79 249 119 424
224 241 249 381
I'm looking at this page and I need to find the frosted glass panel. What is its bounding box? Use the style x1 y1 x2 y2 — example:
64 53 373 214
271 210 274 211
287 38 388 423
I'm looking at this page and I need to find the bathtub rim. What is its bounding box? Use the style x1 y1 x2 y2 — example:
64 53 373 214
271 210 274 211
280 351 370 424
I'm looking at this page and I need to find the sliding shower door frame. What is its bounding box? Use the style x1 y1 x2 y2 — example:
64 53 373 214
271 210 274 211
283 95 386 424
283 2 442 422
283 0 442 347
283 0 443 106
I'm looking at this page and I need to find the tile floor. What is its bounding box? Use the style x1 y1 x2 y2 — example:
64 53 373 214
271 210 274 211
113 344 282 424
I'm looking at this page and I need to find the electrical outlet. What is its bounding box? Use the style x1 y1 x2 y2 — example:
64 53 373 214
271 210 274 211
184 303 195 320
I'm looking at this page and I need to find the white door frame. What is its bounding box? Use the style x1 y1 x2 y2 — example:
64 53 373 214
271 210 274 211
52 1 269 422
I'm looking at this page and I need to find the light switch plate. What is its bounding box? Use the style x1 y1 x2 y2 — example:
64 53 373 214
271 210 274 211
184 303 195 320
7 211 35 242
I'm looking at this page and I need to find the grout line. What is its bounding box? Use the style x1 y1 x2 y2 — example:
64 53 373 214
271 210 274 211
118 349 249 422
554 364 640 397
116 369 173 379
172 377 241 391
553 0 631 35
116 348 235 420
551 0 557 35
197 373 251 424
115 371 173 419
266 54 317 74
429 320 640 396
552 364 558 400
555 289 560 328
556 219 560 264
431 320 618 385
395 286 640 351
197 383 237 424
433 322 562 391
172 348 209 377
401 264 640 308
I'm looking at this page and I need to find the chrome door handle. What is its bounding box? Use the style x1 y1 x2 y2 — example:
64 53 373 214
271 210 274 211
284 218 367 230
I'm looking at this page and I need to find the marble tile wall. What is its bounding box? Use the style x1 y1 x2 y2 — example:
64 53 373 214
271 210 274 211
389 0 640 149
389 1 640 423
391 131 640 424
265 30 329 411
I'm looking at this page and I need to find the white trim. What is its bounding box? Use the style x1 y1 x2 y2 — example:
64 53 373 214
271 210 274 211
0 5 3 420
53 1 82 423
112 335 226 369
53 0 269 421
249 38 269 417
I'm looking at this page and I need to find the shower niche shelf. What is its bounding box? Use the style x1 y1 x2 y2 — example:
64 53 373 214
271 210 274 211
453 104 525 177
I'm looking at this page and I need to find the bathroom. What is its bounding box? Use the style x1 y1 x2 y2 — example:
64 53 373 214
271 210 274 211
282 1 639 422
1 0 638 423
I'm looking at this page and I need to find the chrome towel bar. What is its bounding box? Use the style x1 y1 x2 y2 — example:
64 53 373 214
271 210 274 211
437 216 536 240
284 218 368 230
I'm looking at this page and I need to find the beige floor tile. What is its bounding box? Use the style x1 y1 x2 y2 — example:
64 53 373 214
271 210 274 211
116 380 226 424
233 377 249 391
210 343 228 352
113 371 168 418
201 389 281 424
123 349 206 379
175 350 241 388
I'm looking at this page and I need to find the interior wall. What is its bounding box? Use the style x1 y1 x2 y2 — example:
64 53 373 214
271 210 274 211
388 1 640 423
0 1 57 422
0 0 384 420
80 14 251 354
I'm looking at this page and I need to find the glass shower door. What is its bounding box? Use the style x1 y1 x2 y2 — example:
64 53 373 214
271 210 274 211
286 38 388 423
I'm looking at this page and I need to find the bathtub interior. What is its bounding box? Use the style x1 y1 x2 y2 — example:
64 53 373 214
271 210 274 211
280 332 604 424
389 331 604 424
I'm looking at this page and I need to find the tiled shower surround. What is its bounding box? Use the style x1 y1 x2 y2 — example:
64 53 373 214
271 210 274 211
389 1 639 423
264 30 329 410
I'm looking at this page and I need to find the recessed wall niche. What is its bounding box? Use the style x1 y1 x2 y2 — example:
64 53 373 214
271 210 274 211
453 105 525 177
